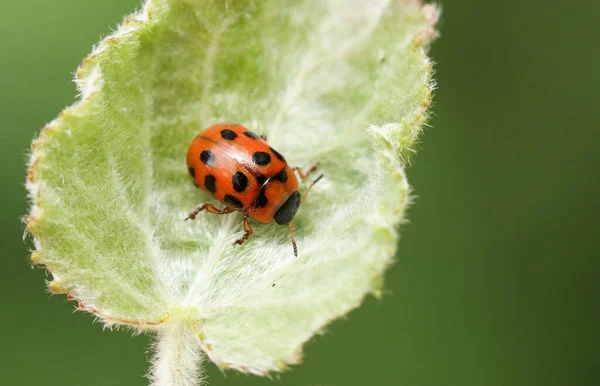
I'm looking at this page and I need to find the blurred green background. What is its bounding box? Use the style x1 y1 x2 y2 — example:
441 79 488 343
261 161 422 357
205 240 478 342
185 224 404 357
2 0 598 385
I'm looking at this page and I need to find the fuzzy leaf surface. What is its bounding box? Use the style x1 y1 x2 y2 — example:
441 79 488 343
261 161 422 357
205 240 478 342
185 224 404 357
26 0 438 374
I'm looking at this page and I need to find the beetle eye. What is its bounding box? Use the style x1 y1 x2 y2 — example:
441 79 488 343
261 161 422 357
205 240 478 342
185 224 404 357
274 191 301 225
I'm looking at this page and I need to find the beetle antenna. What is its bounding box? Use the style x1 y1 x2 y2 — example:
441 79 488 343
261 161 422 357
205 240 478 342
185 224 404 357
301 174 324 203
290 222 298 257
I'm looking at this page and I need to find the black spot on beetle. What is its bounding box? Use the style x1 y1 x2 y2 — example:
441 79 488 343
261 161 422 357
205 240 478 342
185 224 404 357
270 147 285 162
232 171 248 192
224 194 244 209
220 129 238 140
273 168 288 183
188 167 195 178
256 174 267 186
252 190 269 208
200 150 215 167
243 131 260 140
204 175 217 194
252 151 271 166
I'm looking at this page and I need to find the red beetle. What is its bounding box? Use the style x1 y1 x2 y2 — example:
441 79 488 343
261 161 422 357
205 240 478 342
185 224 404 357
186 124 322 256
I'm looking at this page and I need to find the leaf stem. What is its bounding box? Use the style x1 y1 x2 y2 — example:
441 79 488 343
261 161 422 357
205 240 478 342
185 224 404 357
150 324 204 386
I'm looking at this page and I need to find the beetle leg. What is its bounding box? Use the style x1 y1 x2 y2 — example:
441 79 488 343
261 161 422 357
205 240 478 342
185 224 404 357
185 203 234 221
301 174 324 203
260 134 267 141
293 164 319 180
233 213 253 246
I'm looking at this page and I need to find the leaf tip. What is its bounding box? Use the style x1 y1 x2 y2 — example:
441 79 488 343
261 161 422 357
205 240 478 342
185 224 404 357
30 251 43 265
24 211 44 235
371 273 385 299
48 280 68 295
276 360 287 372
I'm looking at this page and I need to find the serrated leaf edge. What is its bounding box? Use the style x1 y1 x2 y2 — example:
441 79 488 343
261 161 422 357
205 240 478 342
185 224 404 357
24 0 439 375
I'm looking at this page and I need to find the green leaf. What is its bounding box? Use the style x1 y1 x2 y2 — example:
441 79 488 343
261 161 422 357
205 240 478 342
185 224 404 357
26 0 438 383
